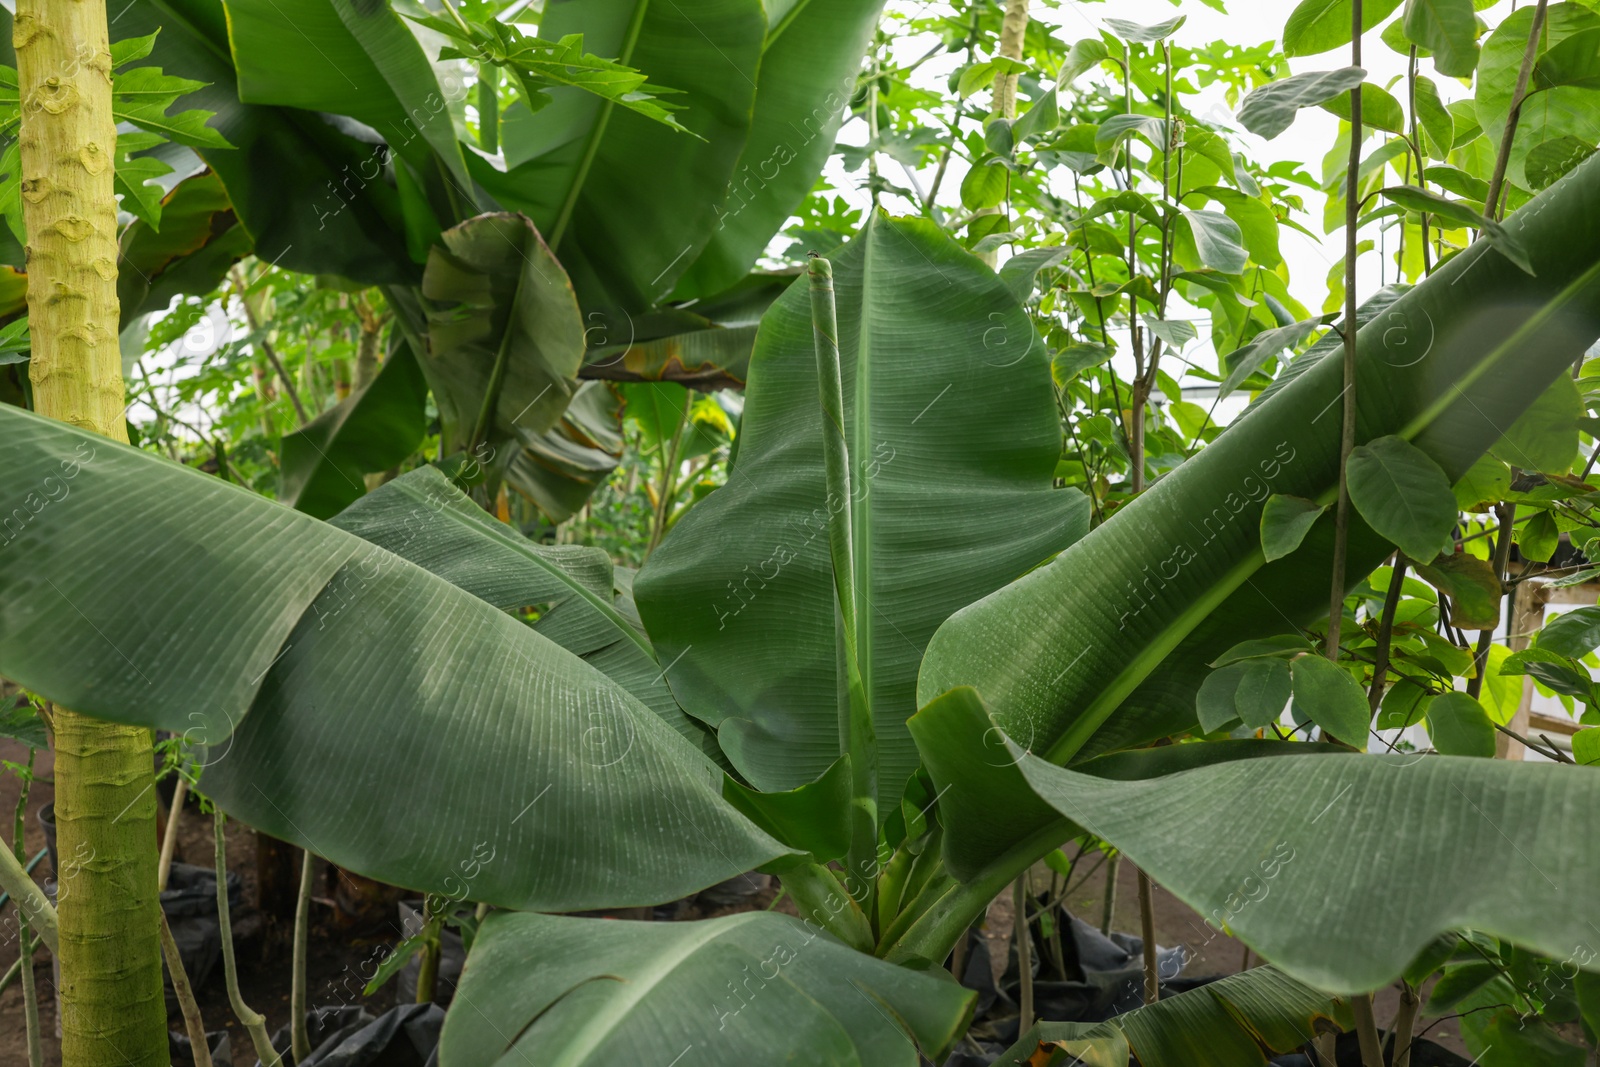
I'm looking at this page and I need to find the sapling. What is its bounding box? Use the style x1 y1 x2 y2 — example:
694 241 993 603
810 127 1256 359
292 848 315 1062
215 810 284 1067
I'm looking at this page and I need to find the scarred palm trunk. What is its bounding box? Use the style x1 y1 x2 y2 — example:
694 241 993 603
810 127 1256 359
15 0 167 1060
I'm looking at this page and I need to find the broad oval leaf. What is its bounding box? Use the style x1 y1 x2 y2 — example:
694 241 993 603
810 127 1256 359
1404 0 1481 77
1104 16 1186 43
1415 75 1455 160
1013 747 1600 993
1181 209 1248 274
1519 510 1560 563
1260 494 1327 562
1538 605 1600 658
636 215 1088 808
1000 246 1071 305
1290 655 1370 747
1095 113 1168 164
1213 635 1314 668
1534 27 1600 92
1236 67 1367 140
1319 82 1408 136
1378 679 1433 729
1476 4 1600 193
1426 691 1497 757
1345 435 1458 563
1284 0 1404 56
438 911 976 1066
1061 39 1111 84
1197 657 1292 732
1452 451 1512 509
1413 553 1503 630
0 407 787 910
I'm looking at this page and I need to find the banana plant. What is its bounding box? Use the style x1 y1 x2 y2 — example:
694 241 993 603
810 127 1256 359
4 155 1600 1061
19 0 883 522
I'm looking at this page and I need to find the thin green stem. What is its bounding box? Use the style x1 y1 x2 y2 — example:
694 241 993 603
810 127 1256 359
1328 0 1364 661
417 896 442 1003
215 812 283 1067
0 813 55 955
1014 876 1034 1030
1485 0 1550 221
1466 501 1517 699
291 850 315 1062
1367 557 1408 714
880 819 1071 966
1137 865 1158 1003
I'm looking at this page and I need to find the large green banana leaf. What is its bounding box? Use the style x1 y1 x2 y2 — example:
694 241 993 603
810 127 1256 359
221 0 470 190
584 323 759 390
329 463 721 761
0 407 787 909
580 270 796 389
906 687 1339 885
502 379 626 522
477 0 765 311
419 213 585 452
438 911 975 1066
279 344 428 519
116 169 254 326
1002 966 1352 1067
1010 742 1600 994
920 154 1600 764
115 0 414 283
633 214 1089 809
670 0 886 300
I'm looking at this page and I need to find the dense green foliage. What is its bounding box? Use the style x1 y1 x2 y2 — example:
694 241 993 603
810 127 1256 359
3 1 1600 1064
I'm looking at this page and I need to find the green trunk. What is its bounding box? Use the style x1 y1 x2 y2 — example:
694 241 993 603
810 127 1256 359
15 0 167 1059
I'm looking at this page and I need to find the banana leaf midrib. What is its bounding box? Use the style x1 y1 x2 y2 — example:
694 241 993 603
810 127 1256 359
529 910 771 1065
548 0 652 252
853 222 877 781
